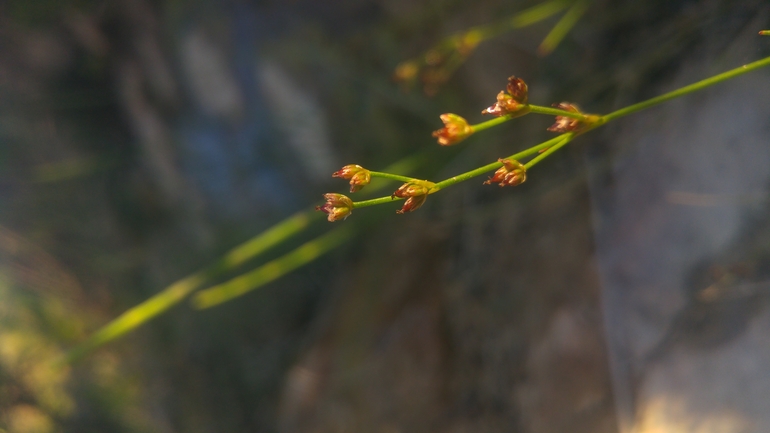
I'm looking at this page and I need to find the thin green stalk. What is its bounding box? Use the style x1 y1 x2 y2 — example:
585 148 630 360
602 54 770 122
538 0 591 55
63 155 425 362
353 195 401 208
510 0 570 28
61 211 314 364
528 104 590 120
192 227 354 309
442 0 571 47
466 0 574 48
350 133 570 207
433 160 507 190
369 171 415 183
471 115 513 133
506 133 572 161
523 134 573 169
432 133 569 190
355 52 770 210
438 0 571 53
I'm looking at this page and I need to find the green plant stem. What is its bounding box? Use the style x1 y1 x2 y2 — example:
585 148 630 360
528 104 591 120
432 134 572 190
352 134 570 207
470 105 588 135
61 211 314 364
510 0 570 28
192 227 354 309
432 0 571 54
602 54 770 122
538 0 590 55
353 195 401 208
355 52 770 210
368 171 415 183
523 134 573 169
471 115 512 133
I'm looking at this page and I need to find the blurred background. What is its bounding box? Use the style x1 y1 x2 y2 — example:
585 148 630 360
1 0 770 432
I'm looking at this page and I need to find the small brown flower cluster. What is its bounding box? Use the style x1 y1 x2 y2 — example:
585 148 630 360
332 164 371 192
482 76 531 117
547 102 582 133
318 164 373 222
318 75 607 222
392 180 436 214
547 102 603 133
318 164 438 221
316 193 353 222
483 159 527 187
432 114 473 146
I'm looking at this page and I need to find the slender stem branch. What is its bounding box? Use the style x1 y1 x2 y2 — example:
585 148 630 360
351 133 571 207
510 0 570 28
538 0 591 55
471 115 512 133
353 196 400 208
351 52 770 212
602 54 770 122
368 171 415 183
524 134 573 169
470 105 588 135
433 160 506 190
432 133 570 190
528 104 590 120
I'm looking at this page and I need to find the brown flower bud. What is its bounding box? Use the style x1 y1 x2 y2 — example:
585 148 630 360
392 183 428 198
547 102 582 133
483 158 527 187
432 113 473 146
332 164 371 192
506 76 528 104
481 77 530 117
481 91 528 117
392 180 436 214
316 193 354 222
396 195 428 214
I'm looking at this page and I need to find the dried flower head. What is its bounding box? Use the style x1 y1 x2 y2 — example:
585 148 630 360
506 76 528 103
316 193 354 222
396 195 428 214
547 102 582 133
392 180 436 214
483 158 527 187
332 164 371 192
547 103 604 133
482 76 530 117
432 113 473 146
392 182 429 198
